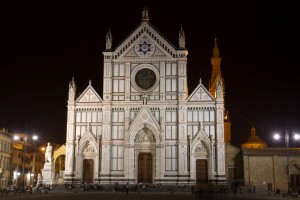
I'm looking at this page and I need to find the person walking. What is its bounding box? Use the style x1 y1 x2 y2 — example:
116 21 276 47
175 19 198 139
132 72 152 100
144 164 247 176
126 182 129 194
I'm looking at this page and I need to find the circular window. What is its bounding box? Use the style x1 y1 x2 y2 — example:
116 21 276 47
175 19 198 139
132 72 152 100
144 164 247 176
131 64 159 92
135 68 156 90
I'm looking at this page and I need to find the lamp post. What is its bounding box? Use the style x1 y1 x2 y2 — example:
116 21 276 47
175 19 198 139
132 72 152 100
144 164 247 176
13 132 38 191
274 129 300 193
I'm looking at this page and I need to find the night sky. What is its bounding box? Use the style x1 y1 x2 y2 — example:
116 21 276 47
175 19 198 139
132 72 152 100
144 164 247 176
1 1 300 147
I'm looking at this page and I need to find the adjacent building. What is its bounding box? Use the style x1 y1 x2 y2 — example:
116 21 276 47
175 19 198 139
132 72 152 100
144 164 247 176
225 126 300 193
11 132 45 186
0 128 12 187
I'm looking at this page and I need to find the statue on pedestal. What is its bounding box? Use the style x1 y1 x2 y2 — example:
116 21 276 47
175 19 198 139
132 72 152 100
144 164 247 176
41 143 55 186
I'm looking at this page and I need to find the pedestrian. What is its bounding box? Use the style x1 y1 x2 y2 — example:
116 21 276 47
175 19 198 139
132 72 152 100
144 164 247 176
191 185 194 194
126 182 129 194
234 182 238 195
248 185 252 194
122 184 125 193
253 185 256 194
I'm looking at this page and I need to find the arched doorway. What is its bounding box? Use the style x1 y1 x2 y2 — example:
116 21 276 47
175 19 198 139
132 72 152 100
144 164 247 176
196 159 208 184
55 155 65 183
82 159 94 183
138 153 152 184
134 125 156 184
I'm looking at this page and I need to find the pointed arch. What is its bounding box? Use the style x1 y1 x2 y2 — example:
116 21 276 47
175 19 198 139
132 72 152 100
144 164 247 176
191 139 211 156
79 139 98 156
129 122 160 144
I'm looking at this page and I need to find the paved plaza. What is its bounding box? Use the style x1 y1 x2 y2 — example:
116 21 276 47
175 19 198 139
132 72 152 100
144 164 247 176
1 190 300 200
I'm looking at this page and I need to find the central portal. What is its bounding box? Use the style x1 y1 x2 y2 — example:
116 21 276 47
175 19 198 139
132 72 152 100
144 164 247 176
138 153 152 184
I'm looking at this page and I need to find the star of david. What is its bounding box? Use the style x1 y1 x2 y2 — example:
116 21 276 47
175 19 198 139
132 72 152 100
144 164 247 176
138 41 152 55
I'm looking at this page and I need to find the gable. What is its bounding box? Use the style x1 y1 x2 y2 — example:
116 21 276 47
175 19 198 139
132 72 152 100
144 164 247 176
114 22 177 60
128 106 160 132
187 82 214 102
77 85 102 103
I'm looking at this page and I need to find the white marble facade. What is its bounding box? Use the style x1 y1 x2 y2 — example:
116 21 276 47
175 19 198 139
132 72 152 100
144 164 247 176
64 8 226 185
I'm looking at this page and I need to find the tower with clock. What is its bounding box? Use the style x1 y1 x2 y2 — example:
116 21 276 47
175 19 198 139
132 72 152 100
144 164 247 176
64 6 227 186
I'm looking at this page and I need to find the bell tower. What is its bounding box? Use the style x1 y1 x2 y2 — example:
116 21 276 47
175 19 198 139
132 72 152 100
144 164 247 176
209 37 231 143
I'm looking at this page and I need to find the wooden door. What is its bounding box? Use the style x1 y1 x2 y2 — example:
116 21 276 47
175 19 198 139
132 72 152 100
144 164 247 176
82 159 94 183
138 153 152 183
196 159 208 184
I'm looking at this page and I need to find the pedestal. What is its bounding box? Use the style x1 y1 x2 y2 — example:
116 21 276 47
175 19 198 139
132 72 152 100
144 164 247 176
41 162 55 185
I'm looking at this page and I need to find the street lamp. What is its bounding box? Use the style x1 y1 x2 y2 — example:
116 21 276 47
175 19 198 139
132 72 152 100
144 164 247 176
13 132 38 190
273 129 300 193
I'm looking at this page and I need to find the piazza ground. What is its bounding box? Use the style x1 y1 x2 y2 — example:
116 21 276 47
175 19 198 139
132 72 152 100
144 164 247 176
2 191 300 200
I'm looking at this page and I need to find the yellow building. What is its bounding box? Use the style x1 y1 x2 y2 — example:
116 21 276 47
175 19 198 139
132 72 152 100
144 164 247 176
0 128 12 187
11 132 45 186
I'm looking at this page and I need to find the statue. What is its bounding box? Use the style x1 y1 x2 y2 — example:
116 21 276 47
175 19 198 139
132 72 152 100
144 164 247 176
142 93 147 105
45 142 52 163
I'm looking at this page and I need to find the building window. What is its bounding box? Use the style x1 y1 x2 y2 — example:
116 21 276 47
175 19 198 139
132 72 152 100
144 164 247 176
112 110 125 122
165 145 177 171
111 125 124 140
76 111 102 122
76 125 102 136
165 111 177 122
113 64 125 77
113 79 125 93
165 63 177 76
165 126 177 140
187 110 215 122
111 146 124 171
165 79 177 92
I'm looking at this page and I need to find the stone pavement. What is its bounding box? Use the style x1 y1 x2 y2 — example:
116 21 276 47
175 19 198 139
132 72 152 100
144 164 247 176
1 190 300 200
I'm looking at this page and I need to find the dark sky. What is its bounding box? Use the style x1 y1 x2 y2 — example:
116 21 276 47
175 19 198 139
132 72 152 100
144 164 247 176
1 1 300 147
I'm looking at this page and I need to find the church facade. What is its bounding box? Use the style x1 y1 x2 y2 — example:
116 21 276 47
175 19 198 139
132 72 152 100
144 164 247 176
64 8 226 185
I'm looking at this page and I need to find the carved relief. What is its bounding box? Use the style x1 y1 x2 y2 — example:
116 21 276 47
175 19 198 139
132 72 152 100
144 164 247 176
135 125 156 143
153 47 165 56
195 142 207 153
124 47 138 57
84 143 95 153
135 37 154 57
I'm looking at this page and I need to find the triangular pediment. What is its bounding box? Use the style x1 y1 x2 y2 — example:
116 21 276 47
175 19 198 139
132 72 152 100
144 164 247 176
187 82 214 102
114 22 176 59
80 129 97 143
77 85 102 103
128 106 160 132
